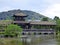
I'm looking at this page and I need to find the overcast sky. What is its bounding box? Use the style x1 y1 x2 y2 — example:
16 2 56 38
0 0 60 18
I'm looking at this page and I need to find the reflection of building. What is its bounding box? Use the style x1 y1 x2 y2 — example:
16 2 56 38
13 13 56 36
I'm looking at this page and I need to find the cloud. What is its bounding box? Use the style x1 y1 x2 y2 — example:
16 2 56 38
0 0 45 12
0 0 29 11
0 6 17 12
42 4 60 18
0 0 60 19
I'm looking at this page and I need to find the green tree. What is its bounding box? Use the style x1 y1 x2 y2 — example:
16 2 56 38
55 19 60 36
32 17 35 21
5 24 22 37
56 19 60 31
54 16 59 21
41 17 48 21
53 16 60 32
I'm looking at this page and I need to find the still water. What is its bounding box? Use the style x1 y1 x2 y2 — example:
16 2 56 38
22 35 60 45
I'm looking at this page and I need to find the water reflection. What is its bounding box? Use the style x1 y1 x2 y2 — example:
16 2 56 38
56 36 60 45
22 35 59 45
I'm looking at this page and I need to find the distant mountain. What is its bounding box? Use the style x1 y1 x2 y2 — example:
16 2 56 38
0 9 48 20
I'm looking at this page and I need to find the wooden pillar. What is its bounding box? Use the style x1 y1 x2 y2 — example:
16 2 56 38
49 25 51 29
40 25 41 29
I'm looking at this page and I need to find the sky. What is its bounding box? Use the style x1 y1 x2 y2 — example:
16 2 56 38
0 0 60 18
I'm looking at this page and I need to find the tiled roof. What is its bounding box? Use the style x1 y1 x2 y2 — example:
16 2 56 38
30 21 56 25
13 21 56 25
14 13 27 16
13 21 29 24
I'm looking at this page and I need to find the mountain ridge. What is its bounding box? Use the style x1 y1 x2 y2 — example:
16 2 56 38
0 9 50 20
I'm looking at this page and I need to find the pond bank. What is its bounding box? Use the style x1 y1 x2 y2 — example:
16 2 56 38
0 38 22 45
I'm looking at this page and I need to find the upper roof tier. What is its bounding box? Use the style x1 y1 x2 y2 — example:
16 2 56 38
13 21 29 24
13 13 27 17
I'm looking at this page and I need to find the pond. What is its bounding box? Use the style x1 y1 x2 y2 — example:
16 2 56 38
22 35 60 45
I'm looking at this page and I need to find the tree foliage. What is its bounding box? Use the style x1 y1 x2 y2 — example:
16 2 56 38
56 19 60 31
54 16 59 21
41 17 48 21
5 24 22 37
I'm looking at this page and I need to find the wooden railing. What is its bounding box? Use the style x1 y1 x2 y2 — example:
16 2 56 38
23 29 55 32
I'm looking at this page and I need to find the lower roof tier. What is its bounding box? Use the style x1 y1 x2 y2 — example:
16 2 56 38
13 21 56 26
